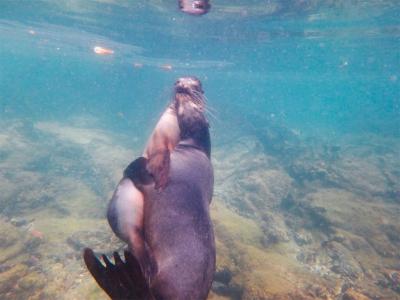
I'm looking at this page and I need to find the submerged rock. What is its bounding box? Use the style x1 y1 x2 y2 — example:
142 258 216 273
214 267 233 285
288 158 340 187
214 137 293 218
15 271 46 294
9 217 30 227
333 156 390 197
323 241 364 280
381 224 400 245
280 194 335 236
293 230 313 246
0 264 28 296
66 230 125 256
0 219 42 267
253 120 303 162
342 288 371 300
382 269 400 294
211 281 243 300
260 213 290 247
366 234 399 258
0 220 20 249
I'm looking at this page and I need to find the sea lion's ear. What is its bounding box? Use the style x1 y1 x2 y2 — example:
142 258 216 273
124 157 153 186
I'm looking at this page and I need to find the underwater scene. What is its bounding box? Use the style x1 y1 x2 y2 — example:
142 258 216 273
0 0 399 299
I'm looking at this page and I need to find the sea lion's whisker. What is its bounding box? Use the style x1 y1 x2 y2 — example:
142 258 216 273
204 103 217 114
199 94 217 114
203 107 219 123
191 90 203 99
190 93 201 102
192 90 207 103
190 90 219 122
190 94 206 108
201 93 210 104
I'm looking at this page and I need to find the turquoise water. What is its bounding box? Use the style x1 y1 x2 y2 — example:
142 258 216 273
0 1 399 299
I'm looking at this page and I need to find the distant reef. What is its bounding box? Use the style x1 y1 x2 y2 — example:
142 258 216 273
0 118 399 299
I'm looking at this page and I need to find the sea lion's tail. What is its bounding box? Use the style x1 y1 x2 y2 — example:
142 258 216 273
83 248 151 299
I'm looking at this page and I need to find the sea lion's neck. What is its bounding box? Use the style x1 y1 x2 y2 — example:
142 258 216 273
178 115 211 158
178 134 210 158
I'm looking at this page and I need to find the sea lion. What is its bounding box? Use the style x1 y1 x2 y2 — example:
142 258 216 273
105 77 208 280
179 0 211 15
106 101 179 271
84 77 215 300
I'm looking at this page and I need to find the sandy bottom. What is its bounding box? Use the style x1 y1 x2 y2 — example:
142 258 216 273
0 118 399 299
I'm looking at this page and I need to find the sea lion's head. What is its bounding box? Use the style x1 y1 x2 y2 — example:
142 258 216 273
174 76 205 115
174 76 210 156
179 0 211 16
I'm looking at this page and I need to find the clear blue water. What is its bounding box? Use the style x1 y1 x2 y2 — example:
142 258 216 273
1 1 398 139
0 1 399 299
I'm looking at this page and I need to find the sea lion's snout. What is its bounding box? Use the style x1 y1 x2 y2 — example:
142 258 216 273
174 76 205 114
174 76 203 95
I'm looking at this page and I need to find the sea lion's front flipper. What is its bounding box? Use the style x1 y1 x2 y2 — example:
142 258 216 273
146 149 170 191
83 248 151 299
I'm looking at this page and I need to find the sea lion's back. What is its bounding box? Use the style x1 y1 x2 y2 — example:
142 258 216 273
169 145 214 203
144 145 215 300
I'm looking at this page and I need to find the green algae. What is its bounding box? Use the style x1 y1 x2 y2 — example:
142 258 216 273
1 119 400 299
212 202 321 299
0 264 28 295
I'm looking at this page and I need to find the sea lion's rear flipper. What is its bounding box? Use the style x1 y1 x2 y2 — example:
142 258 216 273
83 248 151 299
